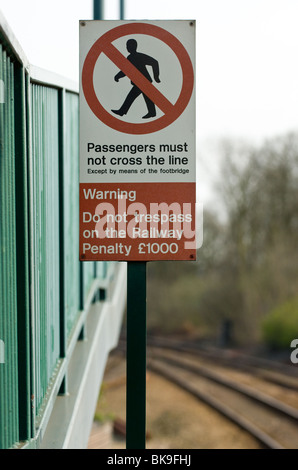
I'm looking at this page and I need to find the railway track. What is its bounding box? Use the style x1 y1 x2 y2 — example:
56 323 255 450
146 335 298 391
146 346 298 449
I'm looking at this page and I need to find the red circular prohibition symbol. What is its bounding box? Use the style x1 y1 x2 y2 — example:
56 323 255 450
82 23 194 135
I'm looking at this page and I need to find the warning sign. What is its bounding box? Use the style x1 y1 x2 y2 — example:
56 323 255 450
79 20 196 261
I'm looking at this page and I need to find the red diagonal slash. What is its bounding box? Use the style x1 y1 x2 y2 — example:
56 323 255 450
103 43 175 115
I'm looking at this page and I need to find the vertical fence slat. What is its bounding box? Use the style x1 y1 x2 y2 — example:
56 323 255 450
14 62 31 442
30 83 60 416
63 91 80 339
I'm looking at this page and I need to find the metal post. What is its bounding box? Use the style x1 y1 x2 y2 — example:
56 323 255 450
93 0 103 301
93 0 103 20
118 0 146 449
126 262 147 449
120 0 125 20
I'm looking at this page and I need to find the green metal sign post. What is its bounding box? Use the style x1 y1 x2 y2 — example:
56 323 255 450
126 262 147 449
93 0 103 21
93 0 147 450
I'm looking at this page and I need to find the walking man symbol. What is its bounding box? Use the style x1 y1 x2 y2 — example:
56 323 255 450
111 39 161 119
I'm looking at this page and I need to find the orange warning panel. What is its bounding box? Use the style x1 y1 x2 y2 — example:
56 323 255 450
79 182 196 261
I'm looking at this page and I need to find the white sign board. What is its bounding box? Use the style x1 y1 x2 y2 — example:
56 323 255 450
79 20 196 261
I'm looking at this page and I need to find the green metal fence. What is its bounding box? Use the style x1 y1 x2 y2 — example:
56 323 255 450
0 12 122 449
0 39 19 450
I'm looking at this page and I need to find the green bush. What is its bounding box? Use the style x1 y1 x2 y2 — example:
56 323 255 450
262 297 298 349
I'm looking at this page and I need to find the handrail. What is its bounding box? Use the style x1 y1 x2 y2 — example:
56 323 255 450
0 8 29 69
0 9 78 93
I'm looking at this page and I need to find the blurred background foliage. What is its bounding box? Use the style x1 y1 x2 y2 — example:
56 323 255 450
147 132 298 351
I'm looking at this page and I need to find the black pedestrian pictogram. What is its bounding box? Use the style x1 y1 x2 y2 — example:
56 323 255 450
111 39 161 119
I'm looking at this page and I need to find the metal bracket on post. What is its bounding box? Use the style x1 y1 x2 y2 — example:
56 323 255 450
126 261 147 449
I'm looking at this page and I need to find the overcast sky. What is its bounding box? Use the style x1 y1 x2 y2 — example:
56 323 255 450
1 0 298 205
